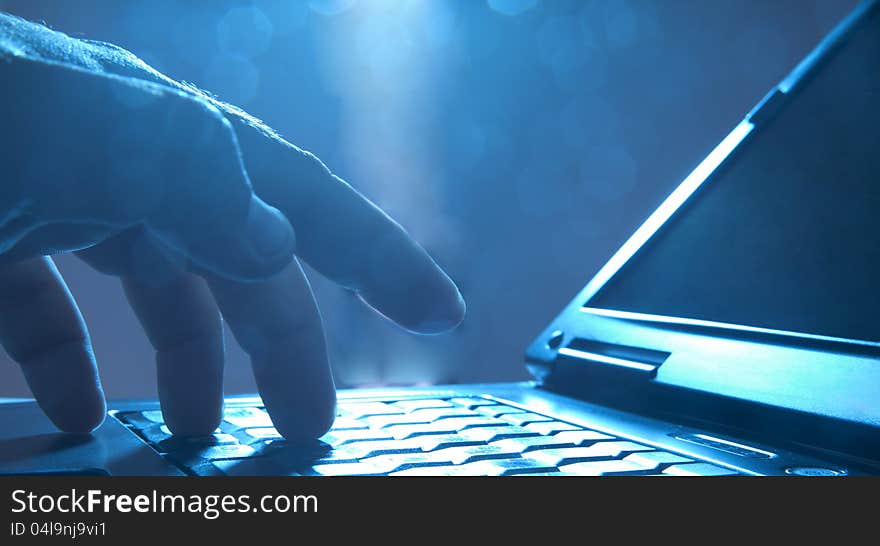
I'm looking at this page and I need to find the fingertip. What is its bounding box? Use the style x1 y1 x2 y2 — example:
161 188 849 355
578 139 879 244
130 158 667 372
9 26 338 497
163 410 222 437
418 303 466 334
46 389 107 435
405 285 467 335
157 374 224 437
157 374 223 437
22 346 108 435
258 365 337 442
272 395 337 443
360 266 467 335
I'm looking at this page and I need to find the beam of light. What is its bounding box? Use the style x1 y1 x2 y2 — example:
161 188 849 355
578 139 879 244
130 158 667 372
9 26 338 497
487 0 538 17
314 1 455 227
309 0 357 17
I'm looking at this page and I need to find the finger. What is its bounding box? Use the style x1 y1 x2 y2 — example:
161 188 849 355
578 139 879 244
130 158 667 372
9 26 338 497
122 273 225 436
205 259 336 441
0 257 105 433
234 124 466 333
76 229 224 435
2 55 295 281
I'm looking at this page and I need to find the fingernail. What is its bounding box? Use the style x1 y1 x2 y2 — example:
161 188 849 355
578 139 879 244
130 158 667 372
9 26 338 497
245 197 295 261
416 289 467 334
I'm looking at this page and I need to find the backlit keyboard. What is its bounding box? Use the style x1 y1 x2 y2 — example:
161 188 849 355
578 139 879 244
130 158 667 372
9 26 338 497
114 397 739 476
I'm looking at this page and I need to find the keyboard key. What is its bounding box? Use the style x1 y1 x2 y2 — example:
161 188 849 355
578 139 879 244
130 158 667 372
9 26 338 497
458 426 539 443
157 433 238 453
328 434 484 459
282 451 361 467
238 427 283 442
467 458 559 475
191 444 259 460
250 439 335 462
385 416 507 440
355 452 460 473
383 422 461 440
116 411 163 430
415 434 485 452
553 430 615 445
142 410 165 423
498 412 555 426
332 434 471 458
365 408 476 429
210 441 333 475
449 397 497 409
223 407 273 429
406 407 478 421
624 451 694 469
167 444 258 468
557 459 654 476
355 444 523 471
333 436 434 458
430 444 524 465
387 466 460 476
338 401 404 419
329 416 369 430
320 428 394 446
661 463 738 476
186 462 228 476
247 439 290 455
524 422 582 435
491 435 581 453
136 424 174 445
310 461 390 476
362 413 434 429
213 458 302 476
392 458 555 476
141 424 231 448
523 442 654 466
475 405 527 418
392 399 455 412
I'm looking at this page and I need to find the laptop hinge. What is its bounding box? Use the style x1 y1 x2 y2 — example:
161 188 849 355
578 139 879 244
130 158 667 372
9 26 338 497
552 338 669 379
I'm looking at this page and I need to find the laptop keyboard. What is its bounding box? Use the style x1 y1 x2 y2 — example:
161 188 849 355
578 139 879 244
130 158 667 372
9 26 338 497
114 397 739 476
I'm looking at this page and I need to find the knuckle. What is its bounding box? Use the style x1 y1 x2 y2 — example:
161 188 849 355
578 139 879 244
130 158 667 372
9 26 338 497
145 93 252 228
13 333 90 369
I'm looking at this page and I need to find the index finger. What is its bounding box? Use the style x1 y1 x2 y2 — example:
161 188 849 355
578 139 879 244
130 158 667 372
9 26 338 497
234 123 466 334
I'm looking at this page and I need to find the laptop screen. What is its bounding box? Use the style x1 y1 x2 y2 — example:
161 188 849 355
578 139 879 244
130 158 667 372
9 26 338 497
587 11 880 344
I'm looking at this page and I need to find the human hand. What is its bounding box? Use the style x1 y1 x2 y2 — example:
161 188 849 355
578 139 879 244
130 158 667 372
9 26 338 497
0 14 465 440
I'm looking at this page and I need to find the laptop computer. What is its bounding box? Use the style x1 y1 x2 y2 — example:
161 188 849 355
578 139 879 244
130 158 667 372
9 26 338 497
1 0 878 477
